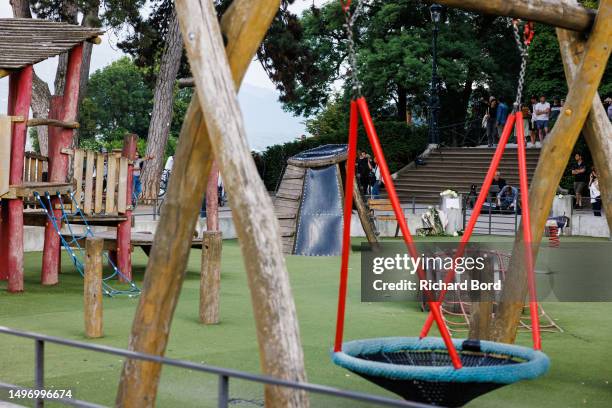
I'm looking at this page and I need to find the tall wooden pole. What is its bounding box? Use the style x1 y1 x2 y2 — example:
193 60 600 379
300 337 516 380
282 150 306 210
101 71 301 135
200 231 222 324
424 0 595 33
116 1 288 407
42 43 84 286
491 0 611 344
5 66 33 293
176 1 308 405
557 28 612 230
84 237 104 338
205 161 219 231
117 133 138 281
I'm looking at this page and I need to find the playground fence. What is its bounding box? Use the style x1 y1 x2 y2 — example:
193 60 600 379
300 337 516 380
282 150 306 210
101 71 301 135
0 326 434 408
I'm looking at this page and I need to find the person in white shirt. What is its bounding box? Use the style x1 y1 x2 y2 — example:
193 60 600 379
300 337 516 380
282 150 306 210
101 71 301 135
533 95 551 143
589 168 602 217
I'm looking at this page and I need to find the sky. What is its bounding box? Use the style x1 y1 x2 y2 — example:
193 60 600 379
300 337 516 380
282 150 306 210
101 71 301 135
0 0 328 151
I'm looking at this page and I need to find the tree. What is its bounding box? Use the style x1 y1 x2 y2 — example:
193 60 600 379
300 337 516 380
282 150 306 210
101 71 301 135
258 0 522 134
79 58 153 148
139 7 183 200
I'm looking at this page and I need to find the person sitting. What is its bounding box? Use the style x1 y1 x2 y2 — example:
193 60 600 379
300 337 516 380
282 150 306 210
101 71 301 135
489 171 507 198
497 184 518 211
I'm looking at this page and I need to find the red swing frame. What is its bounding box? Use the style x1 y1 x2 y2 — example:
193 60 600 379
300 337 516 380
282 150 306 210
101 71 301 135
333 1 541 373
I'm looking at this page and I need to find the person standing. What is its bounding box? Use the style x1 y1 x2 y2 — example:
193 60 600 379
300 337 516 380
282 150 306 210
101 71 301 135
521 104 532 145
571 153 587 209
371 157 382 199
496 96 509 138
132 151 154 206
529 96 538 147
589 168 602 217
485 96 498 147
357 151 372 196
534 95 551 144
550 97 562 124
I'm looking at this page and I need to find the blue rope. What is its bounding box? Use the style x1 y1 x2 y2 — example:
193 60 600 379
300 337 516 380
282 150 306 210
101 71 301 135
34 191 141 298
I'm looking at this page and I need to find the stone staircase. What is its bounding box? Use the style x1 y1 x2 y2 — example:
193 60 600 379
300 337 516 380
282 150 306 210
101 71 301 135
389 146 541 204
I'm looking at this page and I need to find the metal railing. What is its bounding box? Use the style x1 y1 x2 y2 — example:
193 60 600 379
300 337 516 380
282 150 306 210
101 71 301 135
0 326 433 408
462 195 520 235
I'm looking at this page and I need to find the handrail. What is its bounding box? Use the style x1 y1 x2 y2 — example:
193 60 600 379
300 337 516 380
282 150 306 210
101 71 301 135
0 326 433 408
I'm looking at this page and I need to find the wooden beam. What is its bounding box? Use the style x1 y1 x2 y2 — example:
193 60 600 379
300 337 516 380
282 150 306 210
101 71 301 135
0 116 11 197
87 36 102 45
425 0 596 32
0 69 12 79
557 28 612 231
176 1 308 407
491 0 612 344
27 118 80 129
177 77 194 88
116 2 285 406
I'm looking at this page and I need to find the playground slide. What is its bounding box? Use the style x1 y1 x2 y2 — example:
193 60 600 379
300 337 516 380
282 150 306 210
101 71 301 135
294 165 344 256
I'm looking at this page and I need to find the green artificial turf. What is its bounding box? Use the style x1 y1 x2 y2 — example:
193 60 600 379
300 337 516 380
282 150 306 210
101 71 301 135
0 237 610 407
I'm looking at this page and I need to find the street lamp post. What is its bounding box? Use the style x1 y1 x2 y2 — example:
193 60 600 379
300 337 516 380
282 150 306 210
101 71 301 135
428 4 443 146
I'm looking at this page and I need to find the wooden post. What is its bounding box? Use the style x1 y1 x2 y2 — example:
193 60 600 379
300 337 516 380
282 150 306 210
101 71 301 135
42 43 84 286
84 237 104 338
426 0 595 32
205 161 219 231
5 65 33 293
200 231 222 324
176 1 308 407
468 252 494 340
557 28 612 231
117 134 138 282
0 116 11 281
115 2 296 407
492 0 611 344
41 97 65 285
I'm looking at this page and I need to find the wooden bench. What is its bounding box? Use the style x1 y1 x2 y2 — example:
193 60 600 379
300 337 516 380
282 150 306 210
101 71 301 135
368 198 406 237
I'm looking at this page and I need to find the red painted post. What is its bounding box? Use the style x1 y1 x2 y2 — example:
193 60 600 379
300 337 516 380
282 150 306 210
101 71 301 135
117 133 138 281
41 44 83 285
6 66 33 292
0 72 19 281
205 161 219 231
41 97 65 285
0 204 8 281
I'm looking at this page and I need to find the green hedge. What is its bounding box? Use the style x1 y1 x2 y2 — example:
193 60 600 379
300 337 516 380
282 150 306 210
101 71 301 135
259 121 428 191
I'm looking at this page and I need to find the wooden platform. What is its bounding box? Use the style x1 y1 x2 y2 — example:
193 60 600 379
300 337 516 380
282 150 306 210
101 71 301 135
61 231 203 255
23 210 127 227
0 182 73 200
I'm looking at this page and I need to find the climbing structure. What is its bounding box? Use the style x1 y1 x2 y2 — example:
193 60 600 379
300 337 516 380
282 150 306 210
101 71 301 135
0 19 138 293
274 144 377 255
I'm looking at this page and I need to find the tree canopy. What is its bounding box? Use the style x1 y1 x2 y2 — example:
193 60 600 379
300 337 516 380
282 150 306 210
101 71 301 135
79 57 190 155
258 0 523 126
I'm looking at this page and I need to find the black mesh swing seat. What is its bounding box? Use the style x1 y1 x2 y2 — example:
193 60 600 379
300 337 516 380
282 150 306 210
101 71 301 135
332 337 550 407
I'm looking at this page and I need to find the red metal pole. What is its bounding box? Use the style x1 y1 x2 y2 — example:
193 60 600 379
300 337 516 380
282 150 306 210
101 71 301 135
6 66 33 292
515 111 541 350
334 100 359 352
419 113 517 337
356 97 462 369
41 44 83 285
117 133 138 281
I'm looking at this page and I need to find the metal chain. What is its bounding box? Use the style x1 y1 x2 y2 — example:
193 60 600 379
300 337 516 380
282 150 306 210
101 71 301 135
512 20 530 112
343 0 367 98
